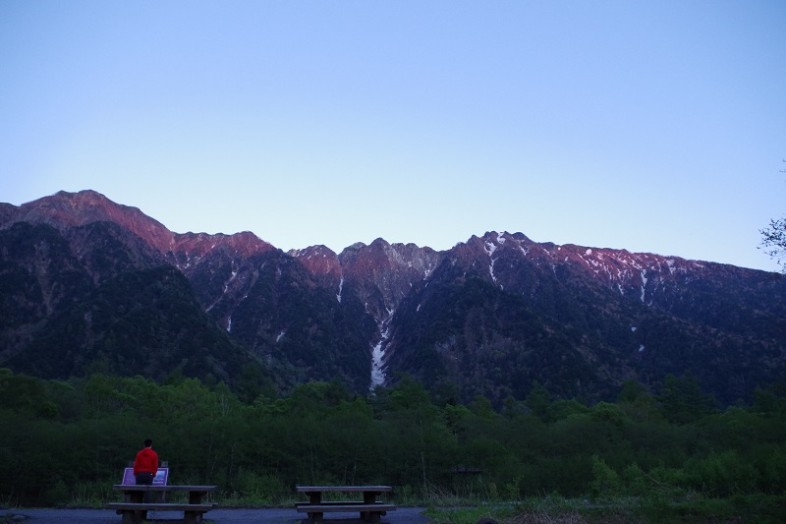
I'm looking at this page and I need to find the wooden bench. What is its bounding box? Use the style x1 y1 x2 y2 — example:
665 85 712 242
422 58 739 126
295 485 396 523
106 502 215 524
108 484 217 524
297 503 396 523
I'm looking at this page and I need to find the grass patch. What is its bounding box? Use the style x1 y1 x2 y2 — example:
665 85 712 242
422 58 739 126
425 503 518 524
426 494 786 524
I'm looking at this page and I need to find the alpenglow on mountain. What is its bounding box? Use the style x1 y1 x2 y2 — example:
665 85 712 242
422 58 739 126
1 190 784 405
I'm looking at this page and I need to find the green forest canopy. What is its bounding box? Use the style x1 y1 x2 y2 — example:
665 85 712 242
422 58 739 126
1 369 785 509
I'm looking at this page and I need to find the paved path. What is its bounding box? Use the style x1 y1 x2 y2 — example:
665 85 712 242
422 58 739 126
2 507 429 524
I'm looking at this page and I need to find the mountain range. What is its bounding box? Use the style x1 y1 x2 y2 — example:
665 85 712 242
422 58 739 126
1 190 784 405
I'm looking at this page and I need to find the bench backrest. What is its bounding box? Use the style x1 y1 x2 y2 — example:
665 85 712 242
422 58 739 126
121 467 169 486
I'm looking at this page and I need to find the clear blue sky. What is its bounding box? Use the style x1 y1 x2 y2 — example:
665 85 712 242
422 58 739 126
2 1 785 271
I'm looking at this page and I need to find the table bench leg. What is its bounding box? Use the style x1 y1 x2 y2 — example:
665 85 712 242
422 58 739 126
119 510 143 524
362 511 382 523
183 510 205 524
306 511 324 524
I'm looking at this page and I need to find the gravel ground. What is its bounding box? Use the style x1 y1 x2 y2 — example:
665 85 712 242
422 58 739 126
1 506 429 524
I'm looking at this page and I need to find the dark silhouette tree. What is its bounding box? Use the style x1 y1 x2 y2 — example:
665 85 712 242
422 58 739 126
760 161 786 272
761 217 786 271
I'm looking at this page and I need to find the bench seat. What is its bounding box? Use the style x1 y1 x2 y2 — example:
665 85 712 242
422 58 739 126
106 502 215 524
297 503 395 512
296 500 378 507
296 503 396 523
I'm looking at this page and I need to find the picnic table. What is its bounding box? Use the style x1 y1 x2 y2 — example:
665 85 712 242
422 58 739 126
296 485 396 523
107 484 217 524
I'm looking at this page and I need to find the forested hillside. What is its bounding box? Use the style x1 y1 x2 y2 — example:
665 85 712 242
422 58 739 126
2 368 785 521
3 192 785 407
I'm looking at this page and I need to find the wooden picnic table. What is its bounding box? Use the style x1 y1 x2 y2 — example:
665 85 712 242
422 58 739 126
296 485 396 523
107 484 217 524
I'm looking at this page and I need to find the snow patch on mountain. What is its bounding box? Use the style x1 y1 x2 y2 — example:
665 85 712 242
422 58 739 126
640 270 648 302
484 238 502 288
370 311 394 390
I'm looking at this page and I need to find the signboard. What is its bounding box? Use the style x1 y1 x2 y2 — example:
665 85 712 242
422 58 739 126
121 467 169 486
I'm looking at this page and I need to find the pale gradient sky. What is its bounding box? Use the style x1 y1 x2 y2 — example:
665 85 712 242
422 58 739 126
2 1 785 271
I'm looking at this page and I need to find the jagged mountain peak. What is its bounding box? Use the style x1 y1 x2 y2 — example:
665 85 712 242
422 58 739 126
331 238 442 322
13 189 162 228
457 231 536 257
449 230 780 311
3 190 175 253
3 190 279 265
0 203 16 224
289 244 337 257
338 238 440 269
289 245 341 279
173 230 274 260
469 230 718 275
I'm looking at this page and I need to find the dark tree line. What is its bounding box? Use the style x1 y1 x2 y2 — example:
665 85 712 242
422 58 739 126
1 369 785 508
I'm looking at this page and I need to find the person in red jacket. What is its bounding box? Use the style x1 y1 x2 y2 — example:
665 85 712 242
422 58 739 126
133 439 159 486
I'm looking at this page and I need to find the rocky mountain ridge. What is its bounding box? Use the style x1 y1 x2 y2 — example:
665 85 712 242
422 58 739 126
1 190 784 404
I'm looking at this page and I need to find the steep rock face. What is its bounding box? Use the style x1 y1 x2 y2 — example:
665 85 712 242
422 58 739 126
337 238 442 324
288 245 344 299
382 232 786 404
215 249 377 392
0 220 259 385
1 191 784 404
171 231 274 271
289 245 342 281
4 265 258 384
385 274 616 403
64 221 169 285
0 222 94 361
383 233 643 402
0 191 381 391
169 230 276 329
